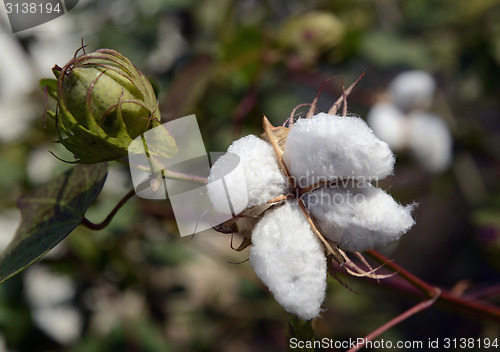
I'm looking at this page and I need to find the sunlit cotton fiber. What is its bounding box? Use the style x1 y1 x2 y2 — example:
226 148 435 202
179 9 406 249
250 200 327 320
283 113 395 187
207 135 288 215
303 183 415 251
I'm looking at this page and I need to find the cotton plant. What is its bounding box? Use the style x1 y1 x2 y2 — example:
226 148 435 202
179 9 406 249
207 77 415 320
368 70 453 173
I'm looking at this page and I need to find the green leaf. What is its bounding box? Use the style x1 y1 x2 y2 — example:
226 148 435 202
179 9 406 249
0 163 108 284
361 31 435 69
40 78 58 99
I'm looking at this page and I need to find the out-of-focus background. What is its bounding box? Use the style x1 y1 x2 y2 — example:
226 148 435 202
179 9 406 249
1 0 500 351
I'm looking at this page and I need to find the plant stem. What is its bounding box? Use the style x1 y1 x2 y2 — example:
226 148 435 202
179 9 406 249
365 250 500 323
366 250 439 297
81 188 136 230
162 168 207 184
286 315 315 352
80 164 207 231
347 293 440 352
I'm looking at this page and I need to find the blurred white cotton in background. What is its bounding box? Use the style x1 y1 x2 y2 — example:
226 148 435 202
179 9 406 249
24 265 82 345
25 16 93 77
0 210 21 253
0 30 38 142
367 102 407 150
0 32 34 98
27 146 65 185
146 18 187 74
389 70 436 111
0 334 6 352
368 70 453 173
0 14 96 143
408 112 453 172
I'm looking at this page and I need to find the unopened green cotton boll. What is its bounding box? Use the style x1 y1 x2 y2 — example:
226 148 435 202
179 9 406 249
303 183 415 251
250 200 327 320
278 12 345 63
283 113 395 187
207 135 288 215
47 49 168 163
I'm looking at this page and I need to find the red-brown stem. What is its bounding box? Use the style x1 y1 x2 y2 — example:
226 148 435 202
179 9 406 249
365 250 500 323
347 293 441 352
463 283 500 300
366 250 438 297
306 77 335 118
289 103 312 126
81 188 136 230
341 77 348 117
233 88 257 136
328 72 365 115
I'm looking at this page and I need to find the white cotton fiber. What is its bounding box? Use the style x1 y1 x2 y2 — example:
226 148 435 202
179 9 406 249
389 70 436 111
250 200 326 320
304 183 415 251
408 112 452 172
367 102 408 150
207 135 288 215
283 113 395 187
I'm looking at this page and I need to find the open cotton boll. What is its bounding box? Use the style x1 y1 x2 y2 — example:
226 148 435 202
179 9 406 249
408 112 452 173
283 113 395 187
367 102 408 150
389 70 436 112
207 135 288 215
303 183 415 251
250 200 327 320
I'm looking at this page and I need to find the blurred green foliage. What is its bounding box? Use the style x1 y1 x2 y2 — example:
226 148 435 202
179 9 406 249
0 163 107 284
1 0 500 351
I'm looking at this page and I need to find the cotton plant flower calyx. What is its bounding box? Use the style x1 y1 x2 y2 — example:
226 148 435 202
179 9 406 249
45 48 175 163
249 200 327 320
